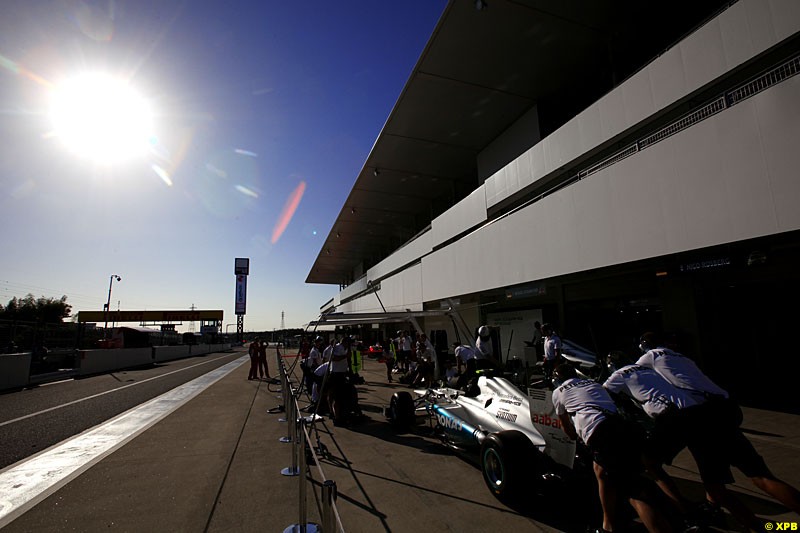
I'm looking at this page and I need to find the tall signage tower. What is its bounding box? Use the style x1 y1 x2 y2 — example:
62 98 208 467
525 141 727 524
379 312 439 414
234 258 249 343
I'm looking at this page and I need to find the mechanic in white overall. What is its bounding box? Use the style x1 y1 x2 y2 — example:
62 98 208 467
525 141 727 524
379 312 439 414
636 332 800 529
602 355 703 524
454 344 478 390
552 364 670 533
541 323 561 381
302 336 324 394
475 325 493 359
397 330 413 373
327 336 363 425
475 326 501 368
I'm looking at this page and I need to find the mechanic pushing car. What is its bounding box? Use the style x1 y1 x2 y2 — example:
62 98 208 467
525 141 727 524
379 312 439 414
552 364 671 533
633 332 800 530
602 350 706 527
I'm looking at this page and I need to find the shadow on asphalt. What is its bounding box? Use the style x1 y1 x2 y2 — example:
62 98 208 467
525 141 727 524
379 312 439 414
327 414 603 532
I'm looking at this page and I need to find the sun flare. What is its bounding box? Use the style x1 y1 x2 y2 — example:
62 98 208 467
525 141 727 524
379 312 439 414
49 73 153 163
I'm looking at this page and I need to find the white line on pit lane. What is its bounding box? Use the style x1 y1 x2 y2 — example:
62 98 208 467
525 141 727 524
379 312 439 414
0 355 248 528
0 353 241 428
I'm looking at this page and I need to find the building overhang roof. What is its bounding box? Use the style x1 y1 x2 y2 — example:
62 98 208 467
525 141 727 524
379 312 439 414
306 0 730 285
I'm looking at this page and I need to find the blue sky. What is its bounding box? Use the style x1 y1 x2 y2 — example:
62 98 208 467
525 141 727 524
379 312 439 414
0 0 446 332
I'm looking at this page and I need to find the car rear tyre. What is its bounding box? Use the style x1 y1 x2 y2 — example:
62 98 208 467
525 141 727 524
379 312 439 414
388 391 414 428
481 430 535 499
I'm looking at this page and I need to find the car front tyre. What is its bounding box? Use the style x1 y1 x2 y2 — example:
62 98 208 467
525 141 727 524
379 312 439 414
388 391 415 429
480 430 534 499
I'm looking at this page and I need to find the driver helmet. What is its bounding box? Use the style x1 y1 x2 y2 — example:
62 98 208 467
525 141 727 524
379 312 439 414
314 336 323 344
478 325 490 338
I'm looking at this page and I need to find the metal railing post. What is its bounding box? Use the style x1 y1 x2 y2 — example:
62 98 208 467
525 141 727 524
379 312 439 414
300 419 316 530
283 415 320 532
278 354 289 422
280 382 297 446
321 480 337 533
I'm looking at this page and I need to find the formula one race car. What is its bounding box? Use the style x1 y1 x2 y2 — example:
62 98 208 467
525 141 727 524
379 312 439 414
386 370 589 501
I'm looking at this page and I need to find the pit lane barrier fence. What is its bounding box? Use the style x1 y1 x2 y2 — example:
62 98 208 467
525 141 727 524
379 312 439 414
273 349 345 533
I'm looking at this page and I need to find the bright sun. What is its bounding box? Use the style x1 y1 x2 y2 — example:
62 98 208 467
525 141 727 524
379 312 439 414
49 73 153 164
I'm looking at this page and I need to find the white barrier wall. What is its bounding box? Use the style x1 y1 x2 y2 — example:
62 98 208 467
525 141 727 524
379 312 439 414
190 344 230 356
77 348 152 376
0 353 32 392
154 345 191 363
191 344 212 356
0 345 234 386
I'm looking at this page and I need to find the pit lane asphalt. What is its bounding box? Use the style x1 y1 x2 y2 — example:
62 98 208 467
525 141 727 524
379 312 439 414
0 351 243 470
1 347 798 532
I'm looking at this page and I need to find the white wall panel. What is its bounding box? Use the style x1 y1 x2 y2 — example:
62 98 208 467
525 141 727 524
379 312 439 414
671 118 733 249
648 46 688 111
366 229 433 282
648 140 689 252
339 276 369 302
516 148 534 190
541 187 582 273
530 142 546 184
577 103 603 156
431 186 487 248
609 144 676 261
622 66 656 130
772 0 800 41
757 77 800 230
546 119 579 177
338 263 423 314
597 86 627 142
571 170 616 268
745 0 778 52
717 99 777 237
401 263 424 311
377 273 403 311
424 239 467 300
506 158 520 202
484 166 502 205
679 19 727 93
719 2 755 69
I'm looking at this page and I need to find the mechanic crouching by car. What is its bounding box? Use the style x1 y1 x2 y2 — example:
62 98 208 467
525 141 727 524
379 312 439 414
552 364 671 533
453 343 498 390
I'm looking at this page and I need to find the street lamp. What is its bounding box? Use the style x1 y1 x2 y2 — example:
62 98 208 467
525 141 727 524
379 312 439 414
104 274 122 338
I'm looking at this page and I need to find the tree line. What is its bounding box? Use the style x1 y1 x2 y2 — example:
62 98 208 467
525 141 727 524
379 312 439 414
0 294 72 324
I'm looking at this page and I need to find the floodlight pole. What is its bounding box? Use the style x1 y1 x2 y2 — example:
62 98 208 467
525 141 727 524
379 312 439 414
104 275 121 339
